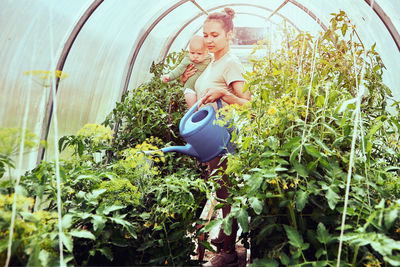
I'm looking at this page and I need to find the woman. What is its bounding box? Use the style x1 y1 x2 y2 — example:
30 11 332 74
182 7 251 267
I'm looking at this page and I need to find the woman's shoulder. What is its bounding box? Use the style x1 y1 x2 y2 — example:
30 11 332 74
223 52 241 65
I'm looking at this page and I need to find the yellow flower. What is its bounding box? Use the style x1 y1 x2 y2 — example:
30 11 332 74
77 124 113 145
283 182 288 190
24 70 68 87
267 107 277 115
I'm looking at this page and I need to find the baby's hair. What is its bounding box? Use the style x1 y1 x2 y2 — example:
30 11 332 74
189 35 207 50
205 7 235 33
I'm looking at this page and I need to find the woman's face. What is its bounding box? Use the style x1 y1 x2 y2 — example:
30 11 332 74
203 20 231 54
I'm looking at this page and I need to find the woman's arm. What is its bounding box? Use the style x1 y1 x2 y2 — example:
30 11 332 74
199 81 251 107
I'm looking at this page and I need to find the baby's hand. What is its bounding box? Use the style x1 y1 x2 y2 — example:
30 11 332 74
161 75 170 83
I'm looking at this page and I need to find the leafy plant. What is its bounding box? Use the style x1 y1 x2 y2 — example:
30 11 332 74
208 10 400 266
3 51 209 266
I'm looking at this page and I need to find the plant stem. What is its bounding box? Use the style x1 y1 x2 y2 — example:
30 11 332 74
325 243 329 262
288 201 298 230
163 222 175 266
276 179 297 229
351 245 359 266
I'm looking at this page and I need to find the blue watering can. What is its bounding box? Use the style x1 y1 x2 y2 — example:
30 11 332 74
160 99 231 162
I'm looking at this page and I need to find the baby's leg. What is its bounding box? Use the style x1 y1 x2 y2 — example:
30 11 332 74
184 88 197 108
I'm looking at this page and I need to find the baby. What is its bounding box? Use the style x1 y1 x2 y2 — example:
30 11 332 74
162 35 212 108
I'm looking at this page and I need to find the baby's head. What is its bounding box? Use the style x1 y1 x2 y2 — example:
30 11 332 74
188 35 208 63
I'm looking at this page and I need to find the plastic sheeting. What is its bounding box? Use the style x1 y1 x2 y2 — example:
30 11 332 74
0 0 399 176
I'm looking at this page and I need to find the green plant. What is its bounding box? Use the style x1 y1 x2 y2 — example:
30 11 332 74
206 10 400 266
98 178 141 206
7 51 210 266
0 127 38 179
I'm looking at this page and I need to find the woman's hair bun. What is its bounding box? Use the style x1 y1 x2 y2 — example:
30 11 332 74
223 7 235 19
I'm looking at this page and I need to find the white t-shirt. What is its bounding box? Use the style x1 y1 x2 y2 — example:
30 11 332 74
194 51 245 111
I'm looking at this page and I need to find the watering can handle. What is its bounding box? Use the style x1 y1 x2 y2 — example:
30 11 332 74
179 98 223 133
216 99 223 110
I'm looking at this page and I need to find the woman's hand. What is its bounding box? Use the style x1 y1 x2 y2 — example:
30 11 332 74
199 81 251 108
199 87 227 106
180 64 197 84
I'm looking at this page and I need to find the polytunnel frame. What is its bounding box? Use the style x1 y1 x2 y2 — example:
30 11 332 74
365 0 400 51
161 3 304 60
37 0 400 163
37 0 104 163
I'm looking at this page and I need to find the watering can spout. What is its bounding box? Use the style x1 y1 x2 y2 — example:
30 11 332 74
161 143 199 158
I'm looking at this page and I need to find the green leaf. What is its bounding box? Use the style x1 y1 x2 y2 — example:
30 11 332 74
293 161 308 178
289 146 301 164
280 252 290 265
316 222 333 244
125 223 138 239
277 150 290 157
315 248 326 259
316 95 325 108
250 258 279 267
237 208 249 233
103 205 125 215
305 144 323 158
203 219 223 233
88 188 106 201
384 208 398 229
91 215 106 232
275 166 288 172
249 197 263 215
325 187 340 210
248 174 263 193
200 241 216 253
242 136 252 150
223 216 233 236
384 254 400 266
62 214 74 229
273 68 282 76
332 19 337 29
366 119 384 139
27 239 41 267
341 23 348 36
313 260 329 267
98 247 113 261
70 229 96 240
284 225 308 250
60 232 73 252
314 138 333 154
109 214 129 227
283 136 302 150
261 88 269 102
39 250 51 267
296 190 309 212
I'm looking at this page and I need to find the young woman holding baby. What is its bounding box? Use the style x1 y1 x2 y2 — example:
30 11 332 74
181 7 251 267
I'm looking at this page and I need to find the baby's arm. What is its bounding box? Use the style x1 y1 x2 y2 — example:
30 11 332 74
167 57 192 82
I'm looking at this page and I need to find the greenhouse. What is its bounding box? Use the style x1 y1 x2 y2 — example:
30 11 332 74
1 0 400 266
